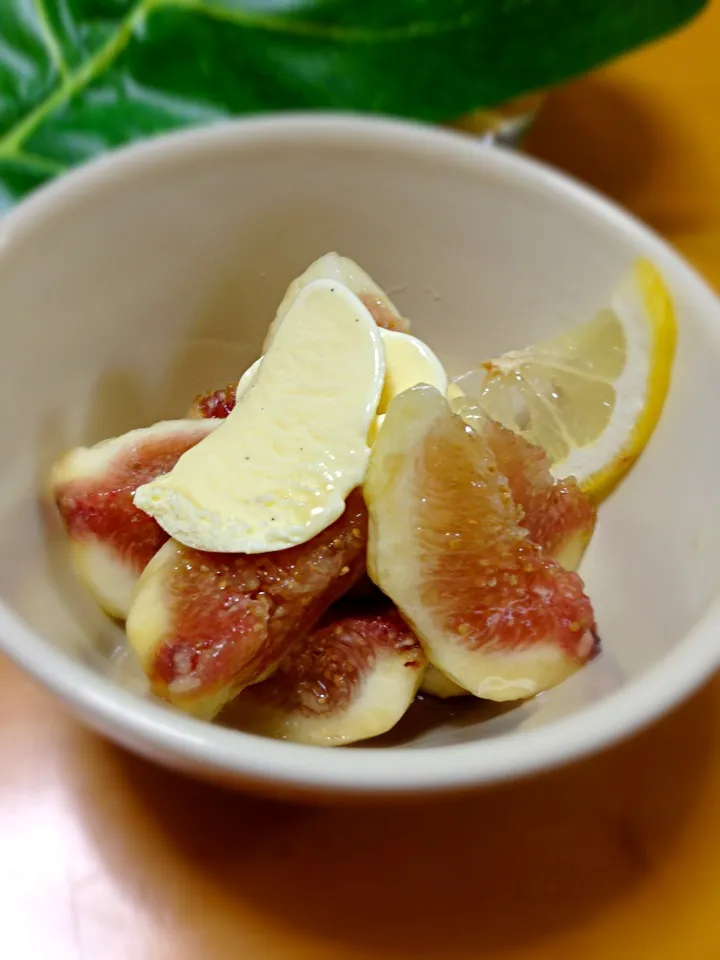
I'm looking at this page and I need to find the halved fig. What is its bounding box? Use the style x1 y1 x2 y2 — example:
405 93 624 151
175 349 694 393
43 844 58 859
51 420 218 618
126 490 368 719
230 602 426 746
419 411 596 699
365 385 597 703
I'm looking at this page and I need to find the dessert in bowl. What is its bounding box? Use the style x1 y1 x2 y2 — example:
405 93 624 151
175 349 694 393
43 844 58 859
0 116 717 797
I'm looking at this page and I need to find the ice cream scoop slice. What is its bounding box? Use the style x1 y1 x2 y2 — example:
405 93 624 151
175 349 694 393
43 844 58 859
370 329 448 442
135 280 385 553
263 252 408 351
187 253 426 423
227 327 447 441
50 419 218 618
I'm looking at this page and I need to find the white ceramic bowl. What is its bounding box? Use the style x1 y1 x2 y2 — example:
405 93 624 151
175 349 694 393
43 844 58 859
0 116 718 799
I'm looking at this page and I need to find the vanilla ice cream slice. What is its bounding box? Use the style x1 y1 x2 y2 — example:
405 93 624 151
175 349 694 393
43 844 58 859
134 279 385 553
372 330 448 437
378 332 447 408
236 329 448 440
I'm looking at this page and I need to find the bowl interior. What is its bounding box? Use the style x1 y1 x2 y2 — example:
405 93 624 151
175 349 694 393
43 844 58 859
0 118 718 767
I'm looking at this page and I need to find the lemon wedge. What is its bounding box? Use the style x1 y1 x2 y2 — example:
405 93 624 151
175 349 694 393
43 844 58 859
451 260 676 503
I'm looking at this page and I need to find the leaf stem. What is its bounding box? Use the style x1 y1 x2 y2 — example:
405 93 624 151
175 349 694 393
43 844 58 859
0 0 475 162
32 0 69 80
0 0 153 157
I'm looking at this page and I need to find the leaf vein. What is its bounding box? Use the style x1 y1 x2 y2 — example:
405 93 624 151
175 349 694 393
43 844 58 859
10 150 67 174
166 0 475 43
0 0 152 158
32 0 69 79
0 0 478 161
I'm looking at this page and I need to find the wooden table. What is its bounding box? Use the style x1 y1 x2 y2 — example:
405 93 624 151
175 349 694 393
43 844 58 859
2 7 720 959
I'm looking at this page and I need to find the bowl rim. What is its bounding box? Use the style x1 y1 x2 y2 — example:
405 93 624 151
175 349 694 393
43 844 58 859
1 113 719 795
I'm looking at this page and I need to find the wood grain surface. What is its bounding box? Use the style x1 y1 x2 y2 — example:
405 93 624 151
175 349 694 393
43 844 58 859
2 5 719 958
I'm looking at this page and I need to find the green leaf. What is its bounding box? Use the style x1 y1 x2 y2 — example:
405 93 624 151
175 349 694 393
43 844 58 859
0 0 707 207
